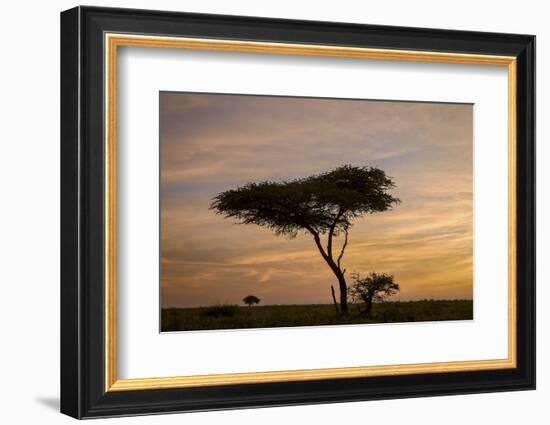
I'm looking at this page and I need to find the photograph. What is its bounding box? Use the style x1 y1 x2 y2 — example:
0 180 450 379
160 92 474 331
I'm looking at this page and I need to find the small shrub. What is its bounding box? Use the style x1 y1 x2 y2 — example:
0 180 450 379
243 295 261 306
349 271 399 317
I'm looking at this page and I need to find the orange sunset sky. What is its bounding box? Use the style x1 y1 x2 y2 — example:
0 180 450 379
160 92 473 308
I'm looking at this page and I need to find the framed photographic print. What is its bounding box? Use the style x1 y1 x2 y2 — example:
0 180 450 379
60 6 535 419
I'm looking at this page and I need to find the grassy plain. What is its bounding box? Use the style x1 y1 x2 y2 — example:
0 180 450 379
161 300 473 332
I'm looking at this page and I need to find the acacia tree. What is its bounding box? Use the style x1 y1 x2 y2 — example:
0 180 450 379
243 295 261 306
349 272 400 317
211 165 399 313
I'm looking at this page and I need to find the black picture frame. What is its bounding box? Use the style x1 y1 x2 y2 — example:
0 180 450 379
61 5 535 419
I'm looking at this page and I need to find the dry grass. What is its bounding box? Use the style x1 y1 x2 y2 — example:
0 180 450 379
161 300 473 332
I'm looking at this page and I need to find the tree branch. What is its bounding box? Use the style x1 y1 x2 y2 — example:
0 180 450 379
327 207 345 260
337 227 349 270
305 226 330 262
313 233 330 262
306 224 348 283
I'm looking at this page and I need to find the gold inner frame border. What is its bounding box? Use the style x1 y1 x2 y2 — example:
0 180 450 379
104 33 517 392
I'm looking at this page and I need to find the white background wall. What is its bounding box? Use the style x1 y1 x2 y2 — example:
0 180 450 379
0 0 545 423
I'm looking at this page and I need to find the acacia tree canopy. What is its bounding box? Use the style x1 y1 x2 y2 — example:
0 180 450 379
211 165 400 313
211 165 399 237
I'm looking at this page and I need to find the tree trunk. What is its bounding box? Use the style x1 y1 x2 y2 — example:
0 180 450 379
309 231 349 314
335 271 348 314
363 298 373 317
322 255 349 314
330 285 339 314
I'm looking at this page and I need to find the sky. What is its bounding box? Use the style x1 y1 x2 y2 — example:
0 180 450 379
160 92 473 308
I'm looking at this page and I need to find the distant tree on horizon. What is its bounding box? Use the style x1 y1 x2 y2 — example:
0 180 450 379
243 295 261 306
349 272 400 317
211 165 400 314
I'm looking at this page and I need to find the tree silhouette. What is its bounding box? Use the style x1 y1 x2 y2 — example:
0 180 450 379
243 295 261 306
349 272 400 317
211 165 399 313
